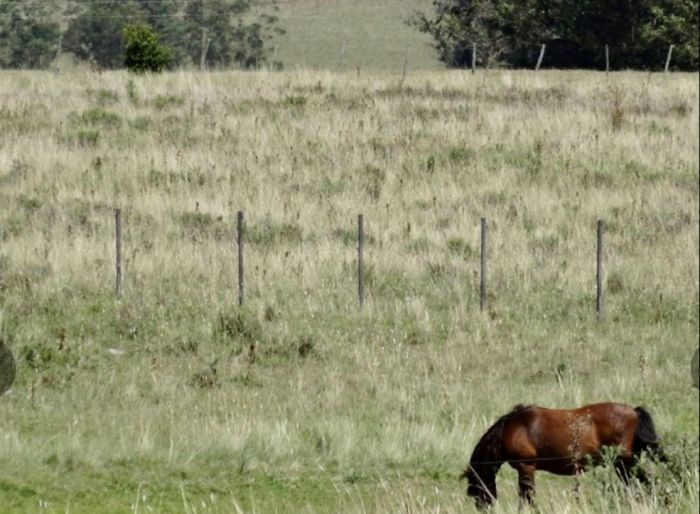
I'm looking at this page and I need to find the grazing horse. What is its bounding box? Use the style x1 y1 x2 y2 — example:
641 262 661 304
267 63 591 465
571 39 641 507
462 403 665 508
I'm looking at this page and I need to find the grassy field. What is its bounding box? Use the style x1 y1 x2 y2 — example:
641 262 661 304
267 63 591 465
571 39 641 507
273 0 440 71
0 68 698 513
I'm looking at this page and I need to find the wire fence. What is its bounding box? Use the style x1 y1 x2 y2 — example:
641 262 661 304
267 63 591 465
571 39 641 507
111 209 609 320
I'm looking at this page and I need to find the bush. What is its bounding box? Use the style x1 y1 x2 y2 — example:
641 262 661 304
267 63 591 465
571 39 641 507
123 24 172 73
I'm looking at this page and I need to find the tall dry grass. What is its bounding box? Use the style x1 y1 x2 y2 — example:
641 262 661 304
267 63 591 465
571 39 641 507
0 68 697 512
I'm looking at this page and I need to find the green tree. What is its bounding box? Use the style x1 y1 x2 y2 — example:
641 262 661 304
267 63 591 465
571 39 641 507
62 0 283 70
0 0 61 69
135 0 189 67
413 0 699 70
638 0 699 70
184 0 284 69
411 1 498 68
123 24 172 73
63 0 145 69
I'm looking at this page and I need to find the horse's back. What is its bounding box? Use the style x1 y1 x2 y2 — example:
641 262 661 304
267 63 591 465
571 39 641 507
531 402 637 430
502 403 639 474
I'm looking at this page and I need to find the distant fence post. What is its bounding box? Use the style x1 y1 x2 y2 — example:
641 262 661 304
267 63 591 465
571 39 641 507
237 211 244 306
605 44 610 76
596 220 604 321
471 42 476 74
358 214 364 308
339 40 346 70
535 44 546 71
200 27 210 71
115 209 122 299
480 217 487 312
269 44 279 71
401 47 409 82
55 34 63 62
664 44 675 74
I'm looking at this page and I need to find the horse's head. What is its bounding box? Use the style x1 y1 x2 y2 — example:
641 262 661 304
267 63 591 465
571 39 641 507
463 465 497 509
464 407 519 507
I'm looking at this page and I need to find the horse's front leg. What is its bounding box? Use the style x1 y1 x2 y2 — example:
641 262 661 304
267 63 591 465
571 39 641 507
516 464 536 505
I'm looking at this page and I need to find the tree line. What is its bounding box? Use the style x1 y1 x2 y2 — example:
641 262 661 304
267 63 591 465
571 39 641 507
413 0 699 70
0 0 698 71
0 0 283 70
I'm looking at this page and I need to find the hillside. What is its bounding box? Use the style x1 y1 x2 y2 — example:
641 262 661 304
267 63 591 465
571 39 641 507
273 0 441 71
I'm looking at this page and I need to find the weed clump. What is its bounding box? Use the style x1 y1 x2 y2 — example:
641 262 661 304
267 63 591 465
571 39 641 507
297 335 315 358
0 316 16 394
361 164 385 201
608 86 626 130
88 88 119 106
126 78 139 104
247 218 303 247
178 211 227 240
425 155 436 174
607 272 625 294
74 129 100 147
81 107 121 127
447 146 474 164
282 95 307 108
130 116 151 130
190 359 219 388
153 94 185 110
447 237 474 258
217 309 263 347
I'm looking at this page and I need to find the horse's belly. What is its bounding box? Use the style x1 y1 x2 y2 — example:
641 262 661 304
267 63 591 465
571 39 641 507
536 461 579 475
536 452 600 475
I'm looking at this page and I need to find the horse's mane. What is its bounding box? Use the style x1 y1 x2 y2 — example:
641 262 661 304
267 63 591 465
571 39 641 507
469 404 532 467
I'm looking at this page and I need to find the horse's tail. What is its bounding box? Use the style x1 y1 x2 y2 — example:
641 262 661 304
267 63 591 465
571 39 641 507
634 406 667 462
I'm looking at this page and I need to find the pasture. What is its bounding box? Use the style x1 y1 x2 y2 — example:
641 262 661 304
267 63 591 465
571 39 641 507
273 0 440 71
0 68 698 513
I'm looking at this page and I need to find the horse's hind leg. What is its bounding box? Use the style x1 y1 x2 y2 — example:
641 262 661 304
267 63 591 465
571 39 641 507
616 456 654 486
516 464 536 506
617 455 654 486
614 458 632 485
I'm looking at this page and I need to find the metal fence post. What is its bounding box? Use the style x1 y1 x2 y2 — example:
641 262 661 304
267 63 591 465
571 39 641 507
358 214 364 308
237 211 244 306
480 218 487 312
597 220 604 320
115 209 122 299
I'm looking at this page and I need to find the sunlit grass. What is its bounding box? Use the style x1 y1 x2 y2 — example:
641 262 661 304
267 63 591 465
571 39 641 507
0 68 697 512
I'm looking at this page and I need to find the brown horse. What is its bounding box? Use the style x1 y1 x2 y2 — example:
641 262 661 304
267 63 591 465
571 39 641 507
462 403 665 508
